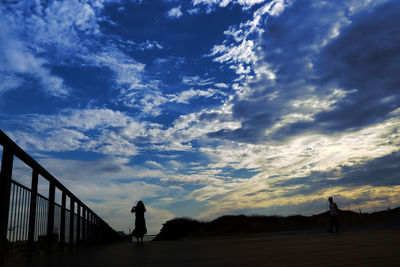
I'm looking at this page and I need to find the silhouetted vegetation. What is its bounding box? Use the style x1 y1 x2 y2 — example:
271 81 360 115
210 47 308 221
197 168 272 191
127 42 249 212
154 207 400 241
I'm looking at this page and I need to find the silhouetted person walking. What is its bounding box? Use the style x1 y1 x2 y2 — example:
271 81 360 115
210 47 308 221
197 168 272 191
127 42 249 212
328 197 340 233
131 200 147 245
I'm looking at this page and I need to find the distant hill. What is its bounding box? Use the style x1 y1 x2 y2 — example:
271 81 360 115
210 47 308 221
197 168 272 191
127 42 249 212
154 207 400 241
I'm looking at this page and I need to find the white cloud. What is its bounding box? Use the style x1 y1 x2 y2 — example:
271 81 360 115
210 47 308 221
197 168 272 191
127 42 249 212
193 0 266 9
8 108 144 156
208 0 287 78
161 174 220 185
137 40 164 50
178 117 400 219
214 83 229 88
29 108 133 131
0 73 23 95
0 10 69 96
88 50 146 89
19 0 103 50
166 6 183 19
211 39 256 65
182 76 214 86
0 0 154 99
145 160 164 168
169 88 219 104
187 8 201 15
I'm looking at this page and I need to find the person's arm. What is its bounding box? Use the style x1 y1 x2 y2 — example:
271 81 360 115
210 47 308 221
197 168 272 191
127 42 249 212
131 206 136 213
334 203 340 213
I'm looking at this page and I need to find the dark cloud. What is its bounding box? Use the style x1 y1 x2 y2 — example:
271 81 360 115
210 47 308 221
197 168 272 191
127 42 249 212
209 0 400 143
315 0 400 131
274 151 400 196
208 111 274 143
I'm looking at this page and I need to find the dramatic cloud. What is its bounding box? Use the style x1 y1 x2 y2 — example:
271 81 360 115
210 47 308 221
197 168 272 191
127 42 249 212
2 0 399 234
209 0 400 143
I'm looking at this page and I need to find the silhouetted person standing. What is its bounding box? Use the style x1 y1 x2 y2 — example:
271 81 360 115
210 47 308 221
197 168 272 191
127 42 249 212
328 197 340 233
131 200 147 245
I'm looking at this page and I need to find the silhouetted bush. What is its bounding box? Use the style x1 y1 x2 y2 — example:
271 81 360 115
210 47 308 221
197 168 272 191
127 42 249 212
154 208 400 241
153 218 206 241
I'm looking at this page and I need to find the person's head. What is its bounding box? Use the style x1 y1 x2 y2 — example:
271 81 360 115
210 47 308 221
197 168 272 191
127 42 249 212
328 197 333 203
137 200 145 209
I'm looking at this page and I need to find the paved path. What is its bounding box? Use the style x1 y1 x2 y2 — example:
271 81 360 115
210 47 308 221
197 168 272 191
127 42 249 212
4 230 400 266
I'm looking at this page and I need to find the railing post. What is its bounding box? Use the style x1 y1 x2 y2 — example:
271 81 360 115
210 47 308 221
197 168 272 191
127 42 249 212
69 199 74 250
60 192 66 249
27 170 38 256
82 207 86 243
76 204 81 248
46 182 55 253
0 147 14 263
90 213 94 241
86 212 90 242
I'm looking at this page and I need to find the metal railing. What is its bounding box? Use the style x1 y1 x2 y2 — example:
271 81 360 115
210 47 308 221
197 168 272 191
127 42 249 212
0 130 119 262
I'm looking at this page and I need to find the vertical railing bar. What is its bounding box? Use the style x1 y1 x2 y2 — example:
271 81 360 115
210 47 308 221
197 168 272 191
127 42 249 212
89 212 92 241
76 203 80 247
8 183 13 242
37 197 40 241
19 188 24 243
18 186 23 242
90 213 93 241
28 170 38 254
40 196 43 239
26 190 30 243
85 211 87 241
60 191 66 247
87 212 90 241
22 188 27 242
0 146 13 263
36 196 39 241
46 182 55 253
7 183 13 242
16 186 21 243
24 189 28 242
23 189 28 244
81 207 86 242
16 186 22 242
12 185 17 243
12 185 18 243
42 196 45 240
93 214 96 241
42 196 46 240
42 197 45 240
22 188 26 243
69 198 74 250
36 197 40 241
39 197 43 241
21 189 25 243
43 196 47 241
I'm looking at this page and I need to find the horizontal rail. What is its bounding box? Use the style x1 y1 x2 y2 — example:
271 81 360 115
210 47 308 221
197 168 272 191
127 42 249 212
0 131 89 211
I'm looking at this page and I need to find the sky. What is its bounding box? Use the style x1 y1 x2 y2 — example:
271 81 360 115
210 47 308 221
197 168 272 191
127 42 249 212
1 0 399 234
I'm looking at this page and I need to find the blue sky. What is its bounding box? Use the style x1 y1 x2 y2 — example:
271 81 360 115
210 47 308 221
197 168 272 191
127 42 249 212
1 0 400 234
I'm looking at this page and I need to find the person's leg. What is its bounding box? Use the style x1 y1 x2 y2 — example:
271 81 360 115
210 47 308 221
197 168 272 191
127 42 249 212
136 237 139 245
335 217 340 233
328 216 334 232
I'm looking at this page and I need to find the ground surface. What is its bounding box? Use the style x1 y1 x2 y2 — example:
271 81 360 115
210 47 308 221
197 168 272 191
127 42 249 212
4 230 400 266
